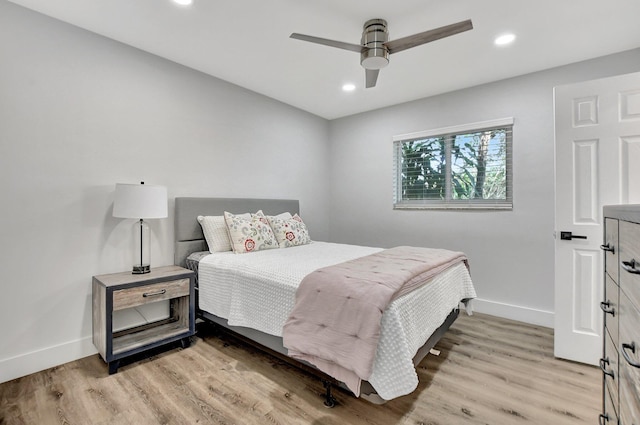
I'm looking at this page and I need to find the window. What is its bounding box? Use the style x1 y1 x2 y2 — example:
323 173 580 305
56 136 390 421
393 118 513 210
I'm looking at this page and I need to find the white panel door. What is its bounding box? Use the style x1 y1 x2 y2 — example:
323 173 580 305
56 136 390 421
554 71 640 365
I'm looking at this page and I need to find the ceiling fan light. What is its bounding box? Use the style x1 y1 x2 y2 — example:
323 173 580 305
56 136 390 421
361 44 389 70
361 56 389 70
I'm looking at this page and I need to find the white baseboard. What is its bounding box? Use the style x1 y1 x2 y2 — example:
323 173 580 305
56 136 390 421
0 337 97 385
471 298 554 328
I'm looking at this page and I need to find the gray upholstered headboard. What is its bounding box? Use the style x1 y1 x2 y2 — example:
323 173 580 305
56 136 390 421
174 197 300 267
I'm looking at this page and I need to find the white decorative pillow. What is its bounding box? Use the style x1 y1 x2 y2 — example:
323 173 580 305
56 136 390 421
197 215 238 253
267 212 293 221
267 213 312 248
224 210 278 253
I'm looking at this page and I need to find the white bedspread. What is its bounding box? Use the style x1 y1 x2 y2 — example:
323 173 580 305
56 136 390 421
198 241 476 401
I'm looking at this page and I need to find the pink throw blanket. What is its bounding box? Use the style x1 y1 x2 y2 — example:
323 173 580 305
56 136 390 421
282 246 468 396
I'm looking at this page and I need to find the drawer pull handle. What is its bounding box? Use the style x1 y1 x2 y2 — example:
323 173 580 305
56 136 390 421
621 259 640 274
600 243 615 253
600 301 615 316
143 289 167 298
598 413 609 424
599 357 615 378
622 342 640 368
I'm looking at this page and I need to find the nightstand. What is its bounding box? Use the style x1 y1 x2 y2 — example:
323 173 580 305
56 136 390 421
92 265 195 374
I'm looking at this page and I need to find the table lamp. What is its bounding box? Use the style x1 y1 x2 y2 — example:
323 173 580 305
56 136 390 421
113 182 168 274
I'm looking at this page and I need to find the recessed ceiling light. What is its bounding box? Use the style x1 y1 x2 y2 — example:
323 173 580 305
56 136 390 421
342 83 356 92
173 0 193 6
494 33 516 46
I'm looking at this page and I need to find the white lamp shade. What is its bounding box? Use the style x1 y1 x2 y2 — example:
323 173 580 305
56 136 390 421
113 183 168 219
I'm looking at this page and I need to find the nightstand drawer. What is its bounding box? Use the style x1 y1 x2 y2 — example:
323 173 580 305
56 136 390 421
113 278 190 311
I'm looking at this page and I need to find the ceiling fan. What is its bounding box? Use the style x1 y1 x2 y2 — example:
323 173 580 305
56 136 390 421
290 18 473 88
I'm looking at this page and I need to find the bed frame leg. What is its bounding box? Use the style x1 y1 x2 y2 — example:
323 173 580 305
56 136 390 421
322 380 336 408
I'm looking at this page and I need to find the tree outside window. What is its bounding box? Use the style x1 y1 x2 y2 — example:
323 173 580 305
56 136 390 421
394 119 512 210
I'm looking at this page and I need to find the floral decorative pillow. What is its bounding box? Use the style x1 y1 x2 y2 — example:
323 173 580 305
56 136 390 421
224 210 278 253
267 213 312 248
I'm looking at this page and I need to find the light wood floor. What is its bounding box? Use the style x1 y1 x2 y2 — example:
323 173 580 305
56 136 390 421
0 313 601 425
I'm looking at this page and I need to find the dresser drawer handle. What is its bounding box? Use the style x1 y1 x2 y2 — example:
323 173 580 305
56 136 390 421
621 259 640 274
143 289 167 298
600 301 615 316
599 357 615 378
600 243 615 253
599 413 610 424
622 342 640 368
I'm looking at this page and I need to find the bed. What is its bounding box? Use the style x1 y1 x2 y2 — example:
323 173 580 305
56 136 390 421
174 197 476 405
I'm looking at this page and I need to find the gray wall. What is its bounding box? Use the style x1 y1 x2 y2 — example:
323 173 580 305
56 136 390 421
0 1 330 383
327 48 640 325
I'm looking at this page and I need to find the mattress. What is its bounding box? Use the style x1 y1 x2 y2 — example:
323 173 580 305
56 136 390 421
198 241 476 400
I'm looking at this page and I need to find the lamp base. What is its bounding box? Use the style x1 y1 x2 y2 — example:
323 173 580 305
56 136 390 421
132 265 150 274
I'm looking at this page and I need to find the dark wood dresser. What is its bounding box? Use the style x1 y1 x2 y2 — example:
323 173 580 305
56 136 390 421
601 205 640 424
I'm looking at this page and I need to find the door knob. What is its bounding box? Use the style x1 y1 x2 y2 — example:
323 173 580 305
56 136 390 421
560 231 587 241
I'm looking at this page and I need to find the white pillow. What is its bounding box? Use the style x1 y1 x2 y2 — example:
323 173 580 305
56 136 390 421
267 213 312 248
267 212 293 221
224 210 278 253
197 213 249 253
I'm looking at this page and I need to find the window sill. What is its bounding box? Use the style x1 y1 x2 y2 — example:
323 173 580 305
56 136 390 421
393 203 513 211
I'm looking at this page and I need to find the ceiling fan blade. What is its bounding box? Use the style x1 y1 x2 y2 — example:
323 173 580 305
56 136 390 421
290 33 364 53
384 19 473 54
365 69 380 88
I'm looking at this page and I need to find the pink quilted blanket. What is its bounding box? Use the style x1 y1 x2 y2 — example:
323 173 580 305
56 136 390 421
282 246 468 396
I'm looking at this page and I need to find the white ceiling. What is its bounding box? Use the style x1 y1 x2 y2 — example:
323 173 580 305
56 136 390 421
7 0 640 119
